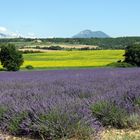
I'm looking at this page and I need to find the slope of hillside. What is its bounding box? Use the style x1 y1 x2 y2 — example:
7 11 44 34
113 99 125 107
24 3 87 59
72 30 110 38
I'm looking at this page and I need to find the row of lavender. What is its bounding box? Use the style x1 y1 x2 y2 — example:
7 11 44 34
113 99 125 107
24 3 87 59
0 68 140 139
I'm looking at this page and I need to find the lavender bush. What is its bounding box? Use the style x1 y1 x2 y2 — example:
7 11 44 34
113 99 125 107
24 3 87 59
0 68 140 139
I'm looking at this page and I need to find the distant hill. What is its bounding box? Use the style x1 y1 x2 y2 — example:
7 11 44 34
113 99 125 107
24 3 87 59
0 33 8 38
72 30 110 38
0 33 21 38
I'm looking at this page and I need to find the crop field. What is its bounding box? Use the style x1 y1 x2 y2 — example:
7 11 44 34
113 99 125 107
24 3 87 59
0 68 140 139
22 50 124 69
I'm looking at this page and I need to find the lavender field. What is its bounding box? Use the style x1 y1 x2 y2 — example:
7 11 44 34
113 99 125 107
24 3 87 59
0 68 140 139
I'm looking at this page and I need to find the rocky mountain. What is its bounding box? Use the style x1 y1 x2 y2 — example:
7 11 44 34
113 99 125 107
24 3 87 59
72 30 110 38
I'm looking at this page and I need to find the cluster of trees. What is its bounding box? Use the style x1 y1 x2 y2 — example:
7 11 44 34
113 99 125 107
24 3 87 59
36 45 97 51
0 38 33 43
110 44 140 67
1 37 140 49
0 44 24 71
36 45 63 50
41 37 140 49
124 44 140 66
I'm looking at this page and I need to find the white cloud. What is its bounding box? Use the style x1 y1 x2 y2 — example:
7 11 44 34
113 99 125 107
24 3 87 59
0 26 7 32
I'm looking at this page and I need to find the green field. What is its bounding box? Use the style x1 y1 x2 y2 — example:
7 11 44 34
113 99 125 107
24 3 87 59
21 50 124 70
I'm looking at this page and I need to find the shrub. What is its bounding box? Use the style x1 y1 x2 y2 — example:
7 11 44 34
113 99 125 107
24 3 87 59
0 106 7 119
25 65 34 70
37 110 92 139
36 46 41 49
134 98 140 107
117 60 122 63
0 68 5 71
0 44 24 71
80 47 90 50
107 62 134 68
126 113 140 129
47 46 63 50
124 44 140 66
8 112 28 135
73 123 93 140
91 101 127 128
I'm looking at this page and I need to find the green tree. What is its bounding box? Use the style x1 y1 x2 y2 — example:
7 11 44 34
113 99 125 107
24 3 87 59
0 44 24 71
124 44 140 66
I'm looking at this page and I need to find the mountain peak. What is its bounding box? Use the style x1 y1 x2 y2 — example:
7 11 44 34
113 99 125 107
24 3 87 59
72 30 110 38
80 29 93 34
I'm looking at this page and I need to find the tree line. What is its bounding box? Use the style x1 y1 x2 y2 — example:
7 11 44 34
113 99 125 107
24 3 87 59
1 37 140 49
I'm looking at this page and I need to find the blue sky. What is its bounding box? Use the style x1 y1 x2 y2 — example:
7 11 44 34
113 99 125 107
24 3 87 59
0 0 140 38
